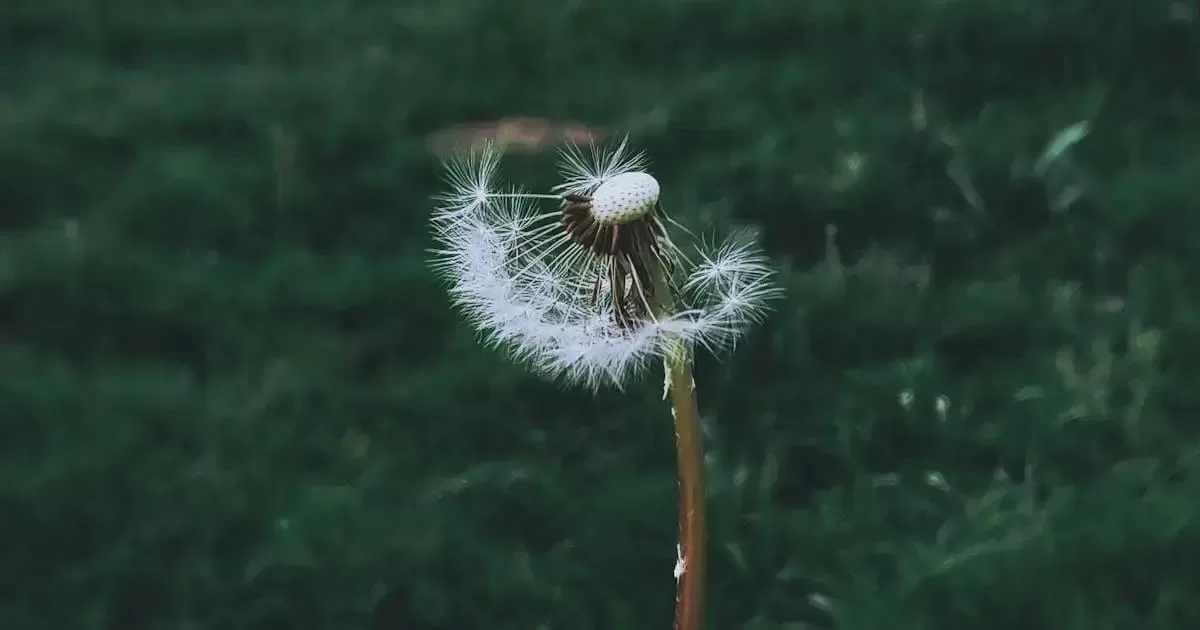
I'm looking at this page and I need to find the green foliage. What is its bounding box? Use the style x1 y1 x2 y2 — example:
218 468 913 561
3 0 1199 628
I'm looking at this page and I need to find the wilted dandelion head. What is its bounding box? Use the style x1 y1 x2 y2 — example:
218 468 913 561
430 137 781 389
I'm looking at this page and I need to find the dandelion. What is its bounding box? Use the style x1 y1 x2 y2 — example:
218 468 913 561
429 137 781 630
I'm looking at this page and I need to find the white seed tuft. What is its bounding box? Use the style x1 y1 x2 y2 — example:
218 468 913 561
429 137 782 389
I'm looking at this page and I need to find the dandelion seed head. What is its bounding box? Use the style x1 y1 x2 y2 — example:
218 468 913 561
589 171 660 224
429 138 781 389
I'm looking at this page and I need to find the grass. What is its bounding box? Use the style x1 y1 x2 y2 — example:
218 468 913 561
1 0 1199 628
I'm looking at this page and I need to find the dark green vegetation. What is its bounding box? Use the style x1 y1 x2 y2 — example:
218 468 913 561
3 1 1200 628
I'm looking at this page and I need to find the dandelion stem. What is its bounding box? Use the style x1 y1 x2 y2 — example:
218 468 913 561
667 354 706 630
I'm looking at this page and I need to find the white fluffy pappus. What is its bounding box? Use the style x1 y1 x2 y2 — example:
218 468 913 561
429 137 781 389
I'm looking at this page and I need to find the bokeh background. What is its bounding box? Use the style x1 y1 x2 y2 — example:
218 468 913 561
4 1 1200 628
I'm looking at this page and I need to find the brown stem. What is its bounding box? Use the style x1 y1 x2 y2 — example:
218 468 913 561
668 357 706 630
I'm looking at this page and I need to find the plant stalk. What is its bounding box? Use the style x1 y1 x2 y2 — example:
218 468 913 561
667 355 706 630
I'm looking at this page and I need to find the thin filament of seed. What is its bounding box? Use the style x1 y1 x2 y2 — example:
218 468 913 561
509 224 563 253
538 233 591 282
626 262 662 324
508 221 580 281
488 192 562 201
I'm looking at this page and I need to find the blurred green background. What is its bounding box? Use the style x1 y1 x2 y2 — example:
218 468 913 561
3 1 1200 628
